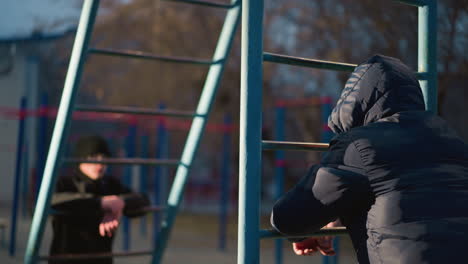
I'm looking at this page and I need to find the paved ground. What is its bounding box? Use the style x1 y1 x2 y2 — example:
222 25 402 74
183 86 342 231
0 203 358 264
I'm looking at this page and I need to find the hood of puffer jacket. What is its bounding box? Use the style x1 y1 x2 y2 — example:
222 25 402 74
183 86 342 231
328 54 426 134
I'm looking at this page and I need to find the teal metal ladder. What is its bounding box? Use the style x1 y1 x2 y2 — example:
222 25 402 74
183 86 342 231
24 0 241 263
238 0 437 263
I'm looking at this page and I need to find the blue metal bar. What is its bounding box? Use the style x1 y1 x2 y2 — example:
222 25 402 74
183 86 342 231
140 134 149 237
238 0 264 263
9 97 27 256
332 237 340 264
418 0 437 113
63 157 180 166
415 72 427 80
48 205 164 217
123 124 137 251
274 106 285 264
88 48 220 65
320 97 338 264
153 104 167 247
24 1 100 263
264 53 357 72
35 93 48 204
263 140 329 151
21 139 30 218
259 227 348 239
394 0 426 7
76 105 199 118
163 0 237 9
141 206 166 212
151 1 241 262
218 114 232 251
265 53 424 77
22 56 34 218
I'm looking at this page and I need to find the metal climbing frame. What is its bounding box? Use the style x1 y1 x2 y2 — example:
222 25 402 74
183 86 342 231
24 0 241 263
238 0 437 263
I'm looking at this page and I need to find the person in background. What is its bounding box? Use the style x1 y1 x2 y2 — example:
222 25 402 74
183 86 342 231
49 135 150 264
271 55 468 263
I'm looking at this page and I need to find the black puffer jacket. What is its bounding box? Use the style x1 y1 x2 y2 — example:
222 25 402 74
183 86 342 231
271 55 468 263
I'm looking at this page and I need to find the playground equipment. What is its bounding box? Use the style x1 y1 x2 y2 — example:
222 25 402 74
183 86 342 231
273 97 337 264
3 97 235 256
24 0 241 263
9 97 26 256
218 114 233 251
238 1 437 264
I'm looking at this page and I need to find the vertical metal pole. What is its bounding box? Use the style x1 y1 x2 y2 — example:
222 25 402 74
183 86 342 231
123 122 137 251
153 104 166 247
9 97 27 256
24 1 100 262
218 114 232 251
332 238 340 264
21 139 30 218
22 56 33 218
21 94 31 218
140 134 149 237
151 1 241 263
35 93 48 203
238 0 264 263
161 124 169 208
274 104 285 264
320 96 338 264
418 0 437 112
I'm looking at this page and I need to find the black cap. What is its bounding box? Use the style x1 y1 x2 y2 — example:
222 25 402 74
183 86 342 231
73 135 111 158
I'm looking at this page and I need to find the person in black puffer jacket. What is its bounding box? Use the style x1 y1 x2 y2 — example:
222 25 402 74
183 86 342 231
49 135 150 264
270 54 468 264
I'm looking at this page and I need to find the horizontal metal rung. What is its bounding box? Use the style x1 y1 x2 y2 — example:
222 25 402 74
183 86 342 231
50 206 165 216
76 105 199 118
163 0 237 8
38 250 153 261
140 206 166 212
88 48 220 65
262 140 329 152
393 0 426 7
260 227 348 239
416 72 428 80
264 52 357 72
63 158 181 166
265 52 423 76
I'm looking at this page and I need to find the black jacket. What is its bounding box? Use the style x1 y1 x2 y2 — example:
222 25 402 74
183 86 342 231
271 55 468 263
49 171 150 264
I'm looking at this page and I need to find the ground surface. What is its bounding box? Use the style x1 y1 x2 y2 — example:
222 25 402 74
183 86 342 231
0 202 357 264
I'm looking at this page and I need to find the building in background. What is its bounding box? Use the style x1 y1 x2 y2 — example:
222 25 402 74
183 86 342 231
0 0 80 202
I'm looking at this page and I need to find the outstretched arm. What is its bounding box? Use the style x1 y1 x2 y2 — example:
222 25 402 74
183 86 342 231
108 177 150 218
270 165 371 238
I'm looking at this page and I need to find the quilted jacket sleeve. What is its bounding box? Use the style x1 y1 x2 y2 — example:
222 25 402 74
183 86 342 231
270 164 372 238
